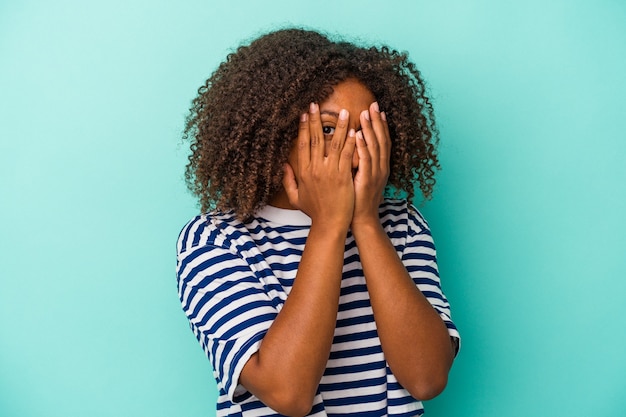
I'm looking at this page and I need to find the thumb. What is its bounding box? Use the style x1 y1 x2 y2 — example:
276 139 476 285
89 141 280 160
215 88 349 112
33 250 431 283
282 163 299 207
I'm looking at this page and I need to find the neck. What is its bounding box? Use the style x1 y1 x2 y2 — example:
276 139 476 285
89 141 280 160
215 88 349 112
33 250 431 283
268 188 296 210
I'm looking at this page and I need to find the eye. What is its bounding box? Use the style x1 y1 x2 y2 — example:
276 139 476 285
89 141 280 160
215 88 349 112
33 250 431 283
322 126 335 136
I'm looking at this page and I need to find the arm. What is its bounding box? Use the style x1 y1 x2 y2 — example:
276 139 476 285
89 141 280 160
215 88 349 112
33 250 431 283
352 103 455 400
239 104 357 416
352 219 455 400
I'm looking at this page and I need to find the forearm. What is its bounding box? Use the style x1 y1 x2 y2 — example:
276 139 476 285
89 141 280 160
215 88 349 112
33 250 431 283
240 223 346 415
352 219 455 400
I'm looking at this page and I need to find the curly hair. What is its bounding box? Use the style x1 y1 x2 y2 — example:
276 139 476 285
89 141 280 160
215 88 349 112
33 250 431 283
183 28 440 219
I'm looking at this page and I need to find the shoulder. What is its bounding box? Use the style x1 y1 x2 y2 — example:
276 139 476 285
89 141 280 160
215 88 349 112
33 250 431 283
176 211 246 258
379 199 430 235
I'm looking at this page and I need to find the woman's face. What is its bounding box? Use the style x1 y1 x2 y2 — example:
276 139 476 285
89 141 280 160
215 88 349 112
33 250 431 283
289 78 377 170
271 78 377 209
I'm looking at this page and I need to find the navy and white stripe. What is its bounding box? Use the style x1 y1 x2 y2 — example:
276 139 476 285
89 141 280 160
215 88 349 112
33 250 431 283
176 199 460 416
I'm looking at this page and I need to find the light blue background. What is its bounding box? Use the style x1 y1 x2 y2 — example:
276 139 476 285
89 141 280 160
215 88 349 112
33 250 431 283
1 1 625 416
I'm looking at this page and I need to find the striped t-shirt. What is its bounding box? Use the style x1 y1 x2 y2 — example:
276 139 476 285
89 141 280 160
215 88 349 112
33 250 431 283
176 199 460 417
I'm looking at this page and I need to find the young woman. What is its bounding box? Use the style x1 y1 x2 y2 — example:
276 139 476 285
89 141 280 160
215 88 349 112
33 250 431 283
177 28 460 417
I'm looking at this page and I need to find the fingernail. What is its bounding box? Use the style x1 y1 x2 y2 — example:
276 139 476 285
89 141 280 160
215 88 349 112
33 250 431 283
348 128 355 137
310 102 317 113
339 109 348 120
372 102 379 113
356 130 364 140
380 111 387 121
301 113 308 122
362 110 370 121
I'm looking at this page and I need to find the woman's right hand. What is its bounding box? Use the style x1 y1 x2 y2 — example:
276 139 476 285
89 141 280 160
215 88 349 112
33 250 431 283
282 103 356 231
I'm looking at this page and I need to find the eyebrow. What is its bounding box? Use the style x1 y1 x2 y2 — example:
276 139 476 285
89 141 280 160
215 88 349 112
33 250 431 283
320 110 339 118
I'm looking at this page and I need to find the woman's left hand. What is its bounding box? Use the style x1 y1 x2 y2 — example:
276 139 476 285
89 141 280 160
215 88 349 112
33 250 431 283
352 101 391 227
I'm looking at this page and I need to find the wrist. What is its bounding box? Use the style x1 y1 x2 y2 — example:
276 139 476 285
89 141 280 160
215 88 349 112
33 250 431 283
309 219 350 239
350 215 384 239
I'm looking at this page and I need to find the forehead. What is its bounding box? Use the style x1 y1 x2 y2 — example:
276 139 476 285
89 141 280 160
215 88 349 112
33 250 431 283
320 79 375 111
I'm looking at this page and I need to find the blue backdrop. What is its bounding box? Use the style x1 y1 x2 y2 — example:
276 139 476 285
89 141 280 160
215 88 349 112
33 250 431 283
1 1 625 416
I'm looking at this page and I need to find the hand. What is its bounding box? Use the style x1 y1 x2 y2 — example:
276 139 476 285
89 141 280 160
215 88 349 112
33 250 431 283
352 102 390 226
282 103 357 231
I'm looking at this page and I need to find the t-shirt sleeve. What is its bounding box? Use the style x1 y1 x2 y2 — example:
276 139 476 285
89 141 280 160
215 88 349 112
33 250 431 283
176 243 279 402
402 207 461 353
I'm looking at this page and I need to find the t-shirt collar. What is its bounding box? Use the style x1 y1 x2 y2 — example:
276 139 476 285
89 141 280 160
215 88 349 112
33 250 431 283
254 204 312 226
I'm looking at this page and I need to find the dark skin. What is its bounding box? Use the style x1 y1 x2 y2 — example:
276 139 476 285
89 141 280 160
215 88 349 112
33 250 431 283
239 79 455 417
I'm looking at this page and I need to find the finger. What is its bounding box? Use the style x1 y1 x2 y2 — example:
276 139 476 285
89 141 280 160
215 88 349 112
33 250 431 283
355 130 371 178
282 163 299 208
308 102 325 161
297 112 311 169
380 111 391 152
380 111 391 172
360 108 379 174
327 109 349 163
339 128 357 173
369 102 390 172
